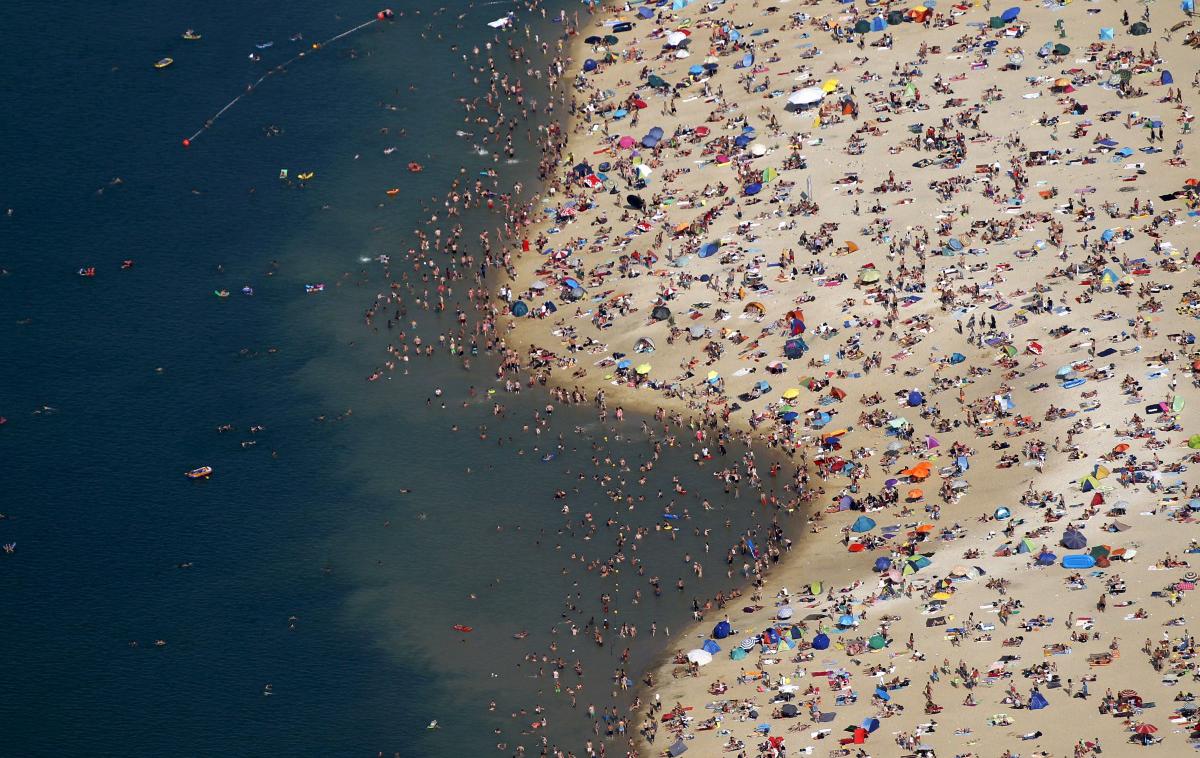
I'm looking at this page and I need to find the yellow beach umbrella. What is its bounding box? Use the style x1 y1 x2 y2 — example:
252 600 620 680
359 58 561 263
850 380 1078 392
932 591 953 601
822 78 840 93
782 388 801 399
636 363 651 375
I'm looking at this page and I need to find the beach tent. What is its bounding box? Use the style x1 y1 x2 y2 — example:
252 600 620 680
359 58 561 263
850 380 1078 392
686 649 712 666
1036 551 1057 566
888 9 905 24
1130 21 1149 35
1017 538 1035 554
1099 27 1114 40
1162 70 1174 85
870 16 887 32
874 556 892 572
511 301 529 317
853 19 871 33
668 739 688 756
701 639 721 654
851 515 877 533
713 620 732 639
731 647 748 660
1029 690 1049 710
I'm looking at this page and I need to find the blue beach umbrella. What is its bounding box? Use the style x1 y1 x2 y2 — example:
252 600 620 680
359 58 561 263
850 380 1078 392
1000 6 1020 21
744 182 763 196
812 633 830 650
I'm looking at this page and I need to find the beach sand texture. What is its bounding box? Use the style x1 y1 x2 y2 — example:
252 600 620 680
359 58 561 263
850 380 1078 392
499 0 1200 754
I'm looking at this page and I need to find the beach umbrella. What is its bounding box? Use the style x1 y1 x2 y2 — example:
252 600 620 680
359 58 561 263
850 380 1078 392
749 142 767 157
1053 43 1070 55
665 30 689 46
744 182 762 196
583 59 598 72
688 325 706 339
651 305 671 321
636 363 651 375
667 739 688 756
617 135 636 149
1130 21 1149 35
1000 6 1020 21
868 634 887 649
638 6 655 18
1061 529 1087 550
697 241 719 258
822 78 840 93
712 620 732 639
686 649 713 666
584 35 603 44
789 87 825 106
647 74 668 89
812 633 830 650
838 614 858 627
1134 724 1158 735
874 557 891 572
781 703 800 717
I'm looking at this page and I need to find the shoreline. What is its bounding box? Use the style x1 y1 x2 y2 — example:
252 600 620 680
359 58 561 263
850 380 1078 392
487 0 1200 755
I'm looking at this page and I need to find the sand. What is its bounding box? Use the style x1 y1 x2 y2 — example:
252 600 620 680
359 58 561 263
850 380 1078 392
496 0 1200 754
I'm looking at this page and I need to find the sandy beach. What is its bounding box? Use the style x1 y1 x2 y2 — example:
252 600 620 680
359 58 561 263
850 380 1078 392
493 0 1200 754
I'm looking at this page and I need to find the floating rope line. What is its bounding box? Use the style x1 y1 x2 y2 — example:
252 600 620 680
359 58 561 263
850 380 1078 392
183 10 394 147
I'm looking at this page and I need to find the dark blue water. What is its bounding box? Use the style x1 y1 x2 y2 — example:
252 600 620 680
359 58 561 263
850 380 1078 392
1 2 788 755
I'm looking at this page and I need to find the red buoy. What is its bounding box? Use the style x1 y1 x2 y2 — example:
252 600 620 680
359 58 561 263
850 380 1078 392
182 139 191 148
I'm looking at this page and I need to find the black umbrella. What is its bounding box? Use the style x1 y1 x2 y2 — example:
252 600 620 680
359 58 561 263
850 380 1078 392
652 305 671 321
781 703 800 717
626 194 645 210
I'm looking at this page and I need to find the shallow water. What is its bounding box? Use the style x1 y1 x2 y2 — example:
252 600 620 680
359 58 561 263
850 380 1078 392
1 1 798 754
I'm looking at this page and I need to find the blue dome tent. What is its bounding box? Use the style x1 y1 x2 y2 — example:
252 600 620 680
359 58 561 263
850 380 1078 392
851 515 877 533
712 620 731 639
812 633 830 650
